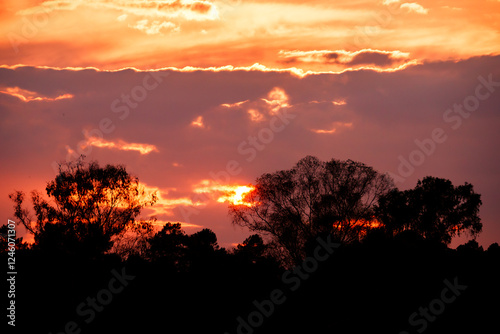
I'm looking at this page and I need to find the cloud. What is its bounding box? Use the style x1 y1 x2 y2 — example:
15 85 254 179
17 0 219 35
382 0 401 5
128 19 180 34
261 87 290 115
141 183 206 219
0 60 416 80
0 86 73 102
247 109 264 122
311 128 336 134
191 115 205 128
217 87 292 125
382 0 428 14
78 133 159 155
311 122 353 135
18 0 219 19
2 56 500 248
400 2 429 14
2 0 498 73
332 100 347 106
278 49 414 70
221 100 249 108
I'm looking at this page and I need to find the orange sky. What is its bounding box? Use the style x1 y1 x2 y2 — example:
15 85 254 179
1 0 499 72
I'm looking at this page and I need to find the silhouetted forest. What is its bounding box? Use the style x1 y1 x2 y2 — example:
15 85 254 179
3 157 499 334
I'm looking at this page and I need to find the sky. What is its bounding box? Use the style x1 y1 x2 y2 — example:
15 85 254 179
1 0 499 249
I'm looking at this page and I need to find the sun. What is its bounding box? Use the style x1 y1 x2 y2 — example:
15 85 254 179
217 185 255 206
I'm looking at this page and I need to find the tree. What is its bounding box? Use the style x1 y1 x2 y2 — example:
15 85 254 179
9 159 157 257
147 222 187 266
229 156 394 266
233 234 267 264
109 218 156 259
147 224 223 271
0 224 30 253
376 176 482 244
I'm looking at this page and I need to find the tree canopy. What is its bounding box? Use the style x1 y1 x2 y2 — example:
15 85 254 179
229 155 394 265
9 159 157 257
229 156 484 265
376 176 482 244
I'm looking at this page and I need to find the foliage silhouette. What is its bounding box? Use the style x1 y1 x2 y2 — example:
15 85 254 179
0 224 30 253
376 176 482 244
9 159 157 258
229 155 394 266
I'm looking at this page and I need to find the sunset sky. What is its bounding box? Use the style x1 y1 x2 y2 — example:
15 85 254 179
1 0 499 248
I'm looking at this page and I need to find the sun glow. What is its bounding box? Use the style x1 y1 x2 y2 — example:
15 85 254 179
217 185 256 207
193 180 256 206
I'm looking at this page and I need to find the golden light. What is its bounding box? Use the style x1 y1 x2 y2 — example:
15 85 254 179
0 87 74 102
191 116 205 128
193 180 256 206
79 135 159 155
247 109 264 122
217 185 256 207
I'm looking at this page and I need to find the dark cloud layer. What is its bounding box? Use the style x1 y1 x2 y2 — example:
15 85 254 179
1 56 499 248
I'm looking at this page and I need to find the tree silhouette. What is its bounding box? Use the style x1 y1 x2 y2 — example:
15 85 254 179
376 176 482 244
229 156 394 265
0 224 30 253
147 222 188 266
9 159 157 257
233 234 266 261
146 223 224 271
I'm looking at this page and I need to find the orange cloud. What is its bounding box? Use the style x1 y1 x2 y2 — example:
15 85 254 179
279 49 414 71
140 183 206 218
262 87 290 115
0 62 418 81
400 3 428 15
1 0 499 72
78 133 159 154
0 86 73 102
19 0 219 20
332 100 347 106
312 128 337 134
221 100 249 108
311 122 353 134
17 0 219 36
247 109 264 122
191 115 205 128
128 19 180 34
383 1 428 15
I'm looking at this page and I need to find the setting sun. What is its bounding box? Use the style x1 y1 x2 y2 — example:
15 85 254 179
217 185 255 207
